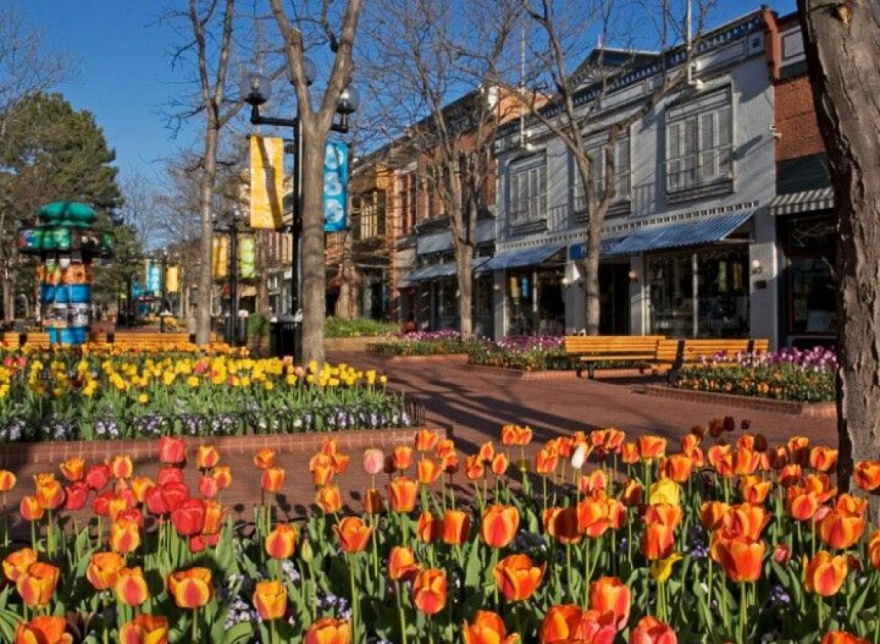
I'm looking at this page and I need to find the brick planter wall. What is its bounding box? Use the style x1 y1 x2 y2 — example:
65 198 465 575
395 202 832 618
641 384 836 418
325 337 401 352
0 427 444 468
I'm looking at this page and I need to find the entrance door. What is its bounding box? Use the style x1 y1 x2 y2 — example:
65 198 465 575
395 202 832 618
599 265 630 334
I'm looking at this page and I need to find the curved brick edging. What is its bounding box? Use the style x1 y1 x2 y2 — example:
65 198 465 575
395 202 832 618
640 385 837 418
0 427 446 468
466 364 580 381
382 354 470 364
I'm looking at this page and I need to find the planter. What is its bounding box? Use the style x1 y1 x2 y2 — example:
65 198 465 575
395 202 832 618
325 336 402 352
639 384 836 418
467 364 580 381
0 427 443 468
381 353 470 364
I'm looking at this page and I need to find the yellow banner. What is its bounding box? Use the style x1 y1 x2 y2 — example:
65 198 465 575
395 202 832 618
250 136 284 229
212 236 228 278
166 265 180 293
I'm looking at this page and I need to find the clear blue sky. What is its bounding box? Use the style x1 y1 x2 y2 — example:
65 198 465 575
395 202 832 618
13 0 798 192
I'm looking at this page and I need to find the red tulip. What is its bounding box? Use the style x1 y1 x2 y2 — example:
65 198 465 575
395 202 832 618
804 551 848 596
630 615 677 644
265 523 298 560
167 567 214 608
304 617 351 644
115 566 150 607
481 504 519 548
493 553 545 602
388 546 421 582
335 517 372 553
589 576 631 630
16 562 60 607
413 567 447 615
170 498 206 537
462 610 519 644
158 436 186 465
13 615 72 644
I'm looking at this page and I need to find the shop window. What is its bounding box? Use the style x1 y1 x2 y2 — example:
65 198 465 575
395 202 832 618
508 154 547 229
665 87 733 197
787 217 836 337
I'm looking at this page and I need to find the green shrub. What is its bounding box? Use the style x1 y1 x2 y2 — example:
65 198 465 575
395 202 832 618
325 317 400 338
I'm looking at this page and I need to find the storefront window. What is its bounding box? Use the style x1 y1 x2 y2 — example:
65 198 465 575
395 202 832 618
506 271 535 335
505 269 564 336
786 217 836 337
648 247 748 337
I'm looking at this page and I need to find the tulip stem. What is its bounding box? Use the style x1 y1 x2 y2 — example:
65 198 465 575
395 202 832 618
816 596 824 635
583 537 591 608
349 555 360 643
739 582 746 644
192 606 198 643
395 580 408 644
874 573 880 644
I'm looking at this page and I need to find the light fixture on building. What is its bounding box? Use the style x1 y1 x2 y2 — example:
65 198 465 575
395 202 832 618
627 269 639 283
751 259 763 275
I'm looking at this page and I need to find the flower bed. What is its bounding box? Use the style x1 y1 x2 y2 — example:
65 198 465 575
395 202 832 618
0 418 878 642
670 346 837 403
0 347 416 442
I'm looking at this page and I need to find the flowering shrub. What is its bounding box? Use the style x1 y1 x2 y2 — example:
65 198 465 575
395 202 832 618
0 348 413 442
671 346 837 403
369 330 488 356
0 418 876 642
468 335 578 371
325 317 400 338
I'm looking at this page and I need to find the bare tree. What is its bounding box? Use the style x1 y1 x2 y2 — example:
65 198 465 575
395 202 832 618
265 0 363 365
797 0 880 510
362 0 521 338
515 0 714 334
0 5 70 326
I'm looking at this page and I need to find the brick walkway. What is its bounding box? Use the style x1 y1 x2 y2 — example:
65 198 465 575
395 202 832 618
3 351 837 540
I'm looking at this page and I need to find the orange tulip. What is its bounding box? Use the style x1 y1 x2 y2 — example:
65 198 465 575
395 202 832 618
589 576 631 630
462 610 520 644
34 474 65 511
786 486 819 522
115 566 150 607
265 523 298 560
660 454 693 483
544 506 581 545
413 567 447 615
118 614 169 644
254 579 288 620
13 615 72 644
539 604 616 643
787 436 811 466
309 453 335 487
853 461 880 492
731 448 761 476
131 476 155 504
465 454 485 480
481 505 520 548
869 530 880 570
110 518 141 554
260 467 285 494
778 463 803 488
167 567 214 608
821 632 870 644
388 546 421 582
304 617 352 644
739 475 772 505
477 441 496 464
723 503 770 541
86 551 125 591
196 445 220 470
809 446 837 472
363 488 384 514
3 547 37 583
442 508 471 545
315 484 342 514
16 562 60 607
637 435 666 461
440 451 460 475
643 503 683 529
387 476 419 513
110 455 134 480
641 521 676 561
335 516 372 553
494 553 545 602
707 445 734 478
415 429 441 452
630 615 677 644
391 445 414 471
621 442 639 465
535 446 559 476
804 551 848 596
577 496 611 539
212 466 233 490
253 448 276 470
712 534 765 583
158 436 186 465
417 511 443 544
491 453 510 477
621 480 643 508
198 474 220 499
59 457 85 482
417 458 443 485
819 508 866 550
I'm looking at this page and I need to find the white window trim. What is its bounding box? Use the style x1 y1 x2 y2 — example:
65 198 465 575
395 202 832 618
508 153 547 227
573 134 632 212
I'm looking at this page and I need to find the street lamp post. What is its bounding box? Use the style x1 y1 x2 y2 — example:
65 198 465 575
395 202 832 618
239 63 359 364
214 209 247 346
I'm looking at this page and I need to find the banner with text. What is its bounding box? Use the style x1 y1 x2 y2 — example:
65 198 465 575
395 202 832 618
323 140 348 232
250 136 285 229
212 236 228 279
239 236 256 279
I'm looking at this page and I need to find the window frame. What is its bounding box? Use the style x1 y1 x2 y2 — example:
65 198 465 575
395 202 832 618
507 152 547 229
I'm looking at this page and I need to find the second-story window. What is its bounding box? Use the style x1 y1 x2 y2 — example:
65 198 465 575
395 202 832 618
665 87 733 195
573 136 632 213
356 191 386 240
509 153 547 228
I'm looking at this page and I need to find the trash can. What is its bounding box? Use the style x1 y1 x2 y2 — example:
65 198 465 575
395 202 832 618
271 312 297 358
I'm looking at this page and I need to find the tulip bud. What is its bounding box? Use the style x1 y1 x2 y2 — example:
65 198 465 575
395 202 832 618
571 443 588 470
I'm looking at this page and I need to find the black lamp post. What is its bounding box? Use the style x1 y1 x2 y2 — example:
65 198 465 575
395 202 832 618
214 209 247 346
159 248 169 332
239 62 359 364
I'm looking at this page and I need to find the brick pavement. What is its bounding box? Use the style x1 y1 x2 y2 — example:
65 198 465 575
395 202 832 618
3 351 837 540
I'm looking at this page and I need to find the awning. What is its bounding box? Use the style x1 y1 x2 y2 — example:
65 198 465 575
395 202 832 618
416 219 496 255
569 236 630 261
769 188 834 216
478 243 566 272
405 258 489 283
606 210 754 256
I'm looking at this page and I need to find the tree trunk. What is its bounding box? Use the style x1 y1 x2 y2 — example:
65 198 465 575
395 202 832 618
798 1 880 509
456 237 475 339
196 128 219 345
300 121 327 365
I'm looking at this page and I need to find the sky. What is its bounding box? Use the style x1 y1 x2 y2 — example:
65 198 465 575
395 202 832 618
13 0 799 193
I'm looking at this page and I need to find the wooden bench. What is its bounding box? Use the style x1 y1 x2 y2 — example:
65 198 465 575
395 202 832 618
563 335 666 378
652 337 770 379
1 331 225 351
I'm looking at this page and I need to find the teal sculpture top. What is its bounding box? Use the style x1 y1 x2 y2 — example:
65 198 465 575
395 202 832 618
38 201 96 226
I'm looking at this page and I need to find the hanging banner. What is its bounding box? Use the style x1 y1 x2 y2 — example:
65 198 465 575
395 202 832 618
146 260 162 296
323 140 348 232
166 265 181 293
212 236 228 278
239 236 256 279
250 136 285 230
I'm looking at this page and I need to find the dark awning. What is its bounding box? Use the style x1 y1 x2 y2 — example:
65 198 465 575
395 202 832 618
478 243 566 272
768 188 834 216
606 210 754 256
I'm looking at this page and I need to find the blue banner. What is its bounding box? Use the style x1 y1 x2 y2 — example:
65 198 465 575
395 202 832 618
323 140 348 232
147 261 162 296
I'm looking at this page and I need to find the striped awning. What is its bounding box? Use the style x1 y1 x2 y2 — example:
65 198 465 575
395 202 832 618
769 188 834 216
404 257 489 283
477 243 566 272
606 210 753 256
